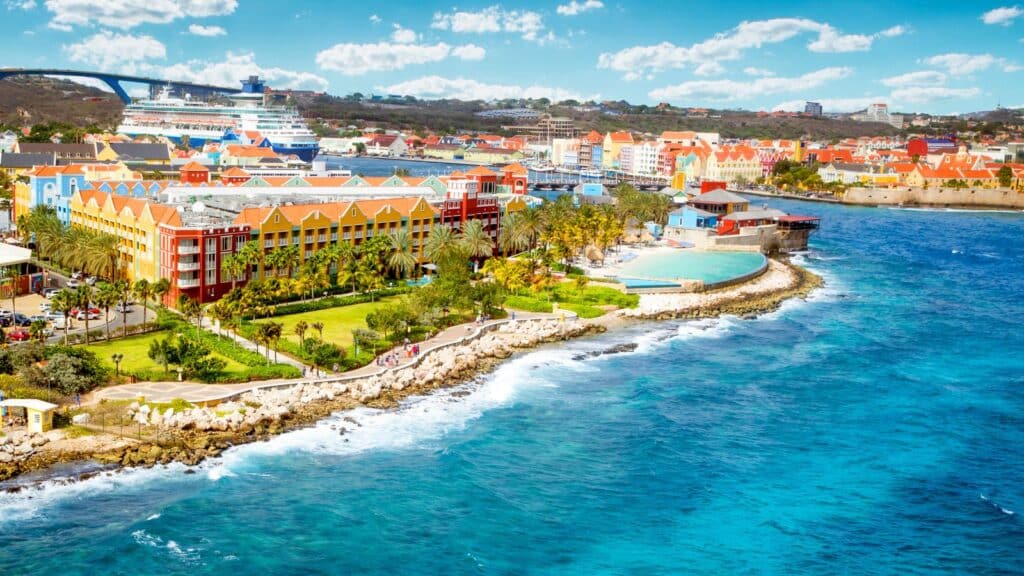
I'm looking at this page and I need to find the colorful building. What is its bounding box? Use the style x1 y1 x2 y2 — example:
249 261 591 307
158 223 251 305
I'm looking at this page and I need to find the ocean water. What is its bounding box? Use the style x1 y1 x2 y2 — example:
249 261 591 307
2 199 1023 575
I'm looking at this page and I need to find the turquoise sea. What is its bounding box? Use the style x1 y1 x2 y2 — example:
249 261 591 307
2 198 1023 575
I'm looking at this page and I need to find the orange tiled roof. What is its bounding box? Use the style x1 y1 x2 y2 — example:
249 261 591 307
180 161 210 172
608 131 633 143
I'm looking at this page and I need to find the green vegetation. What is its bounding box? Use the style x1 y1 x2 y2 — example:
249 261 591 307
0 343 108 400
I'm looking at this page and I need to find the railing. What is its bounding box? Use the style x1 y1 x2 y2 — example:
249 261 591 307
178 245 200 255
177 262 200 272
177 278 200 288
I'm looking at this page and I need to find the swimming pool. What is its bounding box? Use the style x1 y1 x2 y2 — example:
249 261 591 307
617 250 767 285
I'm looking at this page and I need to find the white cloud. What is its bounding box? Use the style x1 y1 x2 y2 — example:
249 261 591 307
743 67 774 77
881 70 946 88
772 97 884 113
381 75 587 102
316 41 485 75
452 44 486 61
44 0 237 30
879 25 907 37
649 67 852 102
981 6 1022 25
890 86 981 104
6 0 36 10
369 14 381 24
598 19 896 80
162 51 328 91
431 6 546 42
807 25 873 52
556 0 602 16
188 23 226 37
63 30 166 72
391 24 417 44
921 53 1020 75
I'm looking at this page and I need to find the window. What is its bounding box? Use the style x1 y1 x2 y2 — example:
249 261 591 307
205 238 216 252
206 268 217 284
221 237 230 252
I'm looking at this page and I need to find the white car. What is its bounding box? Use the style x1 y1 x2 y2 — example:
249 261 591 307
85 276 98 286
66 279 81 289
70 271 83 280
39 302 52 312
43 288 62 299
73 310 100 321
115 303 133 313
44 311 67 323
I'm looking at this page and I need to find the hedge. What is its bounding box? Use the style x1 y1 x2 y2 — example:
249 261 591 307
269 287 409 317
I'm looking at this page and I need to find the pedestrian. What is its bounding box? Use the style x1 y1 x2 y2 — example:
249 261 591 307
333 363 340 373
302 367 307 377
76 393 81 406
511 311 516 321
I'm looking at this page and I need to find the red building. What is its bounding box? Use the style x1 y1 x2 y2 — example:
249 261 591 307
220 167 251 185
158 223 252 305
179 161 210 185
438 178 500 242
464 166 500 194
500 163 529 194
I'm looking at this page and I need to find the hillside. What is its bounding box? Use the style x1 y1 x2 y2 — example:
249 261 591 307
0 76 124 128
297 95 900 140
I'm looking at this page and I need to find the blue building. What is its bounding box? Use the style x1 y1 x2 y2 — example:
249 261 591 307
668 205 719 229
25 166 89 225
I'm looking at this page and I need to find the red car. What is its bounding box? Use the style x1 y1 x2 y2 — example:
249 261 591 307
8 329 31 342
69 308 102 320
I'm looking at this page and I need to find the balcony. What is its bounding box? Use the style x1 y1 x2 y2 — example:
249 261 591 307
177 261 200 272
178 244 200 255
278 238 288 247
178 278 200 288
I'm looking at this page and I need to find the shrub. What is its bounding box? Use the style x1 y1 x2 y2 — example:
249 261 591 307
558 303 605 319
270 287 409 317
504 295 553 313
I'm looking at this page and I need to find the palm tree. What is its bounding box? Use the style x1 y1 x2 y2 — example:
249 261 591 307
264 321 283 363
498 212 529 256
237 239 263 281
85 232 121 281
29 319 48 343
73 284 94 343
311 321 324 340
387 230 417 280
0 266 18 320
424 223 458 264
516 207 545 251
50 289 75 345
116 280 133 337
133 279 152 324
294 320 309 347
152 277 170 308
94 281 119 341
221 253 246 292
459 219 494 272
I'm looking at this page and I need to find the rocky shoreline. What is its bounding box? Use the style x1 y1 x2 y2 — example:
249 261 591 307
1 258 821 487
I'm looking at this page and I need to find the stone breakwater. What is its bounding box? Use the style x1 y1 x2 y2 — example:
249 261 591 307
619 258 820 321
0 431 50 464
1 318 604 481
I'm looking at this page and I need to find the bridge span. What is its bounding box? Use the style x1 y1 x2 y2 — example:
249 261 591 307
0 68 241 103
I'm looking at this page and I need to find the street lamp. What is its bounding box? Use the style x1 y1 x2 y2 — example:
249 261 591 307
111 353 124 377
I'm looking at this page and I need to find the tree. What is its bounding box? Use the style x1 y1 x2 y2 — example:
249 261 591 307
73 284 94 344
50 289 76 345
133 279 153 324
29 319 48 343
498 212 529 256
424 223 458 263
0 266 18 320
152 278 171 308
294 320 309 347
311 321 325 340
997 165 1013 188
221 253 247 292
148 337 173 374
459 219 494 272
94 281 119 341
387 230 418 279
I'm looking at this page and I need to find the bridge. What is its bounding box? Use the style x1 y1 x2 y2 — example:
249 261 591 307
528 171 668 192
0 68 242 104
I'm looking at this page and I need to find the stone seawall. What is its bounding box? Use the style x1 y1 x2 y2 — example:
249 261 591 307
843 187 1024 209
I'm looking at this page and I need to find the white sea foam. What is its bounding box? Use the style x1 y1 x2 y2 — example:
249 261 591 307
146 513 161 521
132 529 201 563
0 463 193 525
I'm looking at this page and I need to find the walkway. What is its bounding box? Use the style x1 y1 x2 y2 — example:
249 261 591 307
90 311 565 405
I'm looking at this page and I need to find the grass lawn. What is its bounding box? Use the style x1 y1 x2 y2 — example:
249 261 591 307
84 331 249 380
272 296 398 348
504 282 639 318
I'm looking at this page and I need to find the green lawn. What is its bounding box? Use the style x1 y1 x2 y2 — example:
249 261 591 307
272 296 398 348
84 331 249 379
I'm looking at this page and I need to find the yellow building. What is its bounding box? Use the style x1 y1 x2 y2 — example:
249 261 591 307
69 189 182 282
462 148 525 164
233 197 440 278
602 131 634 169
0 399 57 433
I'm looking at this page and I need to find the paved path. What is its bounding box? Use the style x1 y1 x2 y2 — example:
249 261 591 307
202 318 307 370
90 311 565 405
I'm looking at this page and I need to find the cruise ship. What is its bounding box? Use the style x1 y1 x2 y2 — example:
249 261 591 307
117 76 319 162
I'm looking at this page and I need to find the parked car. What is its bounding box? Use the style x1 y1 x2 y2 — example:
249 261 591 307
70 271 83 280
70 308 101 321
44 311 67 323
7 329 31 342
43 288 62 299
115 303 133 314
85 276 98 286
39 302 52 312
28 314 49 324
12 313 32 327
66 279 81 289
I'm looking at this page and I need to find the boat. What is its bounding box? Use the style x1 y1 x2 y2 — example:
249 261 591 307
117 76 320 162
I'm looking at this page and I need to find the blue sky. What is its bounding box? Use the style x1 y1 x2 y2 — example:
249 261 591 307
2 0 1022 113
